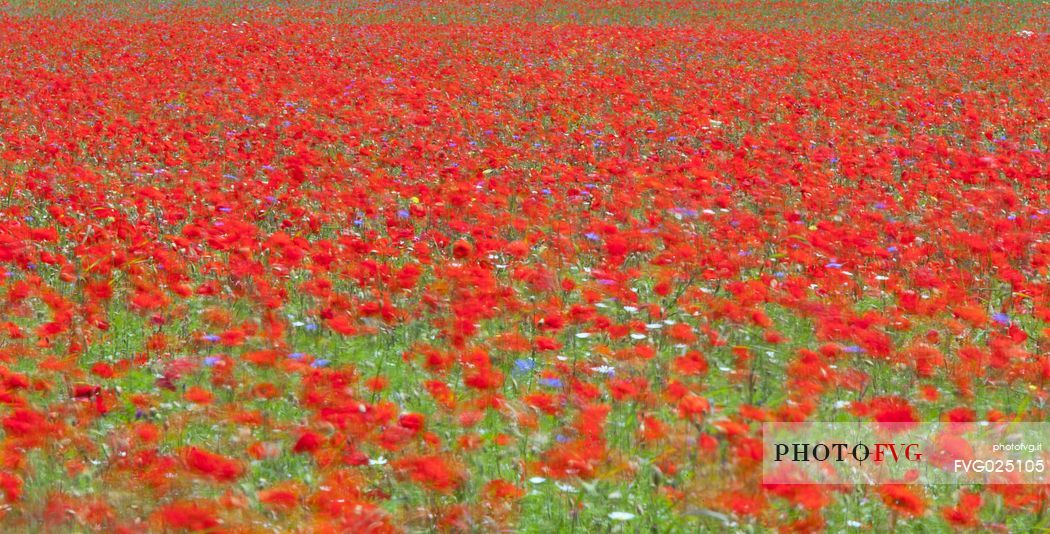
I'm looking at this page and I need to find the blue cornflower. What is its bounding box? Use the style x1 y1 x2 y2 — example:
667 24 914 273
539 377 563 388
514 359 535 373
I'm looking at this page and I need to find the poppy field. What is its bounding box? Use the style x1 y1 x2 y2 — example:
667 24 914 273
0 0 1047 531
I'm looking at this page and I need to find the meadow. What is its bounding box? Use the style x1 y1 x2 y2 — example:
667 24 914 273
0 0 1046 531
